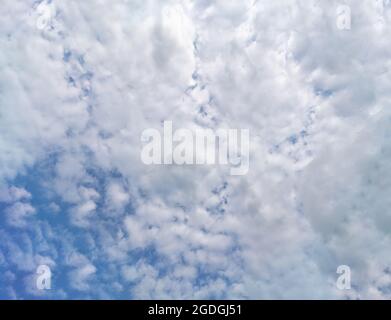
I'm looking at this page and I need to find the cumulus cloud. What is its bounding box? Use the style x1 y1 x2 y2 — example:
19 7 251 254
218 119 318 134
1 0 391 299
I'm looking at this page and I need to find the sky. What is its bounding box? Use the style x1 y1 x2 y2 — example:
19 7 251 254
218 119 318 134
1 0 391 299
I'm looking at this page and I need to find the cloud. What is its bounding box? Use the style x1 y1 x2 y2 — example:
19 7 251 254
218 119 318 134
5 202 36 228
0 187 31 203
1 0 391 299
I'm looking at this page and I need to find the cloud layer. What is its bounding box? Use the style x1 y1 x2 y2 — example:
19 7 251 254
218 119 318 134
1 0 391 299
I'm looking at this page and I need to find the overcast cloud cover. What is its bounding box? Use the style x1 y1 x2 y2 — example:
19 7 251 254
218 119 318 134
1 0 391 299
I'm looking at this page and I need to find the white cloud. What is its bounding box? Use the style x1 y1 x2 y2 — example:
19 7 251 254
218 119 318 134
68 263 97 292
5 202 36 228
0 187 31 203
1 0 391 299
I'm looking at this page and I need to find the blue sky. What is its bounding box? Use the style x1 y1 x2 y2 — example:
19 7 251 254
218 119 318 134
1 0 391 299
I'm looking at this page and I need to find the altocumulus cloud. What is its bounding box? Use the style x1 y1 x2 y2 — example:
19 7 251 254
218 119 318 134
1 0 391 299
